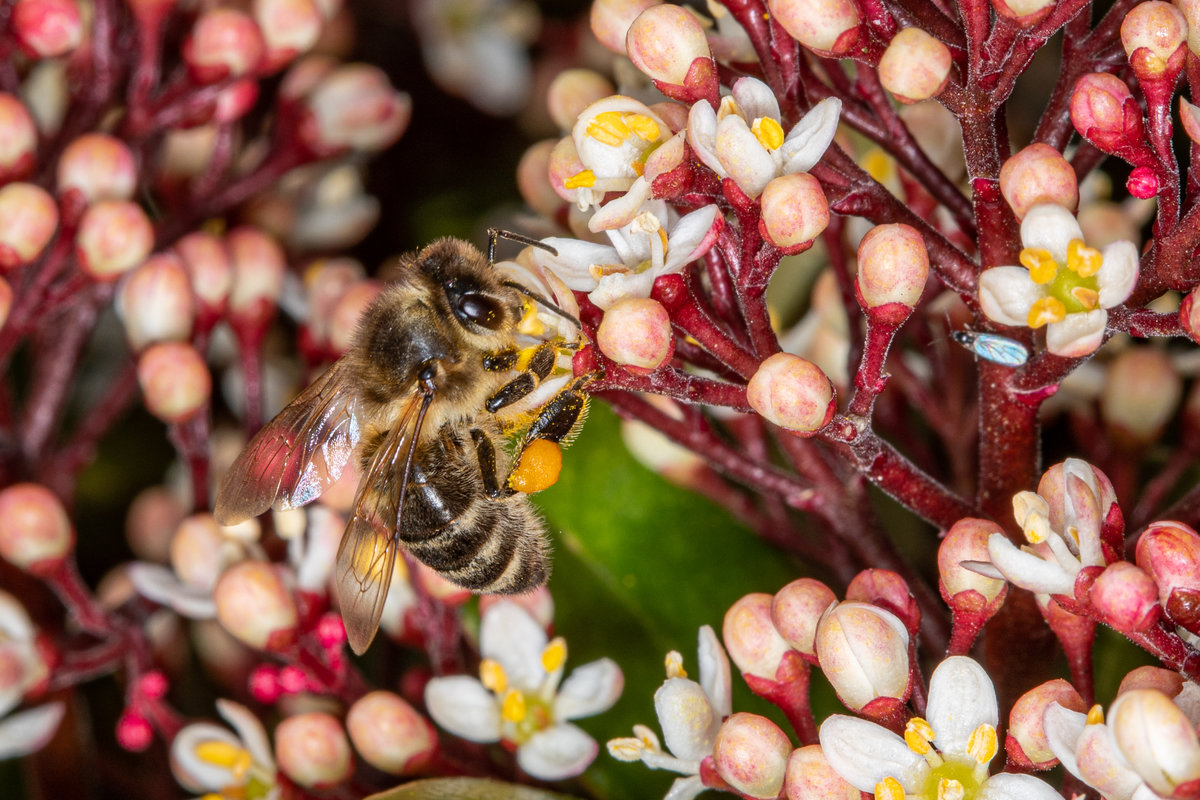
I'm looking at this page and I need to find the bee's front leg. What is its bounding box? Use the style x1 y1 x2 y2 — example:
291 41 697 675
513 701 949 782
482 343 557 413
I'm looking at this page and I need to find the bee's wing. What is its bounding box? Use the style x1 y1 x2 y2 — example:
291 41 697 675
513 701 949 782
214 361 361 525
334 395 427 655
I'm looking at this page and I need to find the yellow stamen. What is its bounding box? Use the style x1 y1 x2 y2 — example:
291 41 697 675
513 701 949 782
587 112 632 146
1070 285 1099 309
937 777 965 800
624 113 661 142
508 439 563 494
1086 704 1105 725
904 717 936 754
1026 296 1066 328
716 95 741 121
665 650 688 679
518 303 545 337
1020 247 1058 284
862 148 894 184
875 776 906 800
752 117 785 150
195 741 253 779
631 160 645 176
967 723 998 765
502 689 527 722
564 170 596 189
542 637 567 673
480 658 507 694
1067 239 1102 277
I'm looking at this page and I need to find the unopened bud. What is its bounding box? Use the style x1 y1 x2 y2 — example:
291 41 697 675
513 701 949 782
1100 347 1181 447
547 69 616 131
254 0 323 74
183 9 266 83
170 514 227 590
0 183 58 270
213 560 298 650
878 28 952 103
57 134 138 207
1135 521 1200 618
174 232 233 322
1183 289 1200 344
767 0 860 56
346 691 438 775
590 0 661 54
783 745 861 800
227 227 286 329
76 200 155 281
1089 561 1159 632
1107 688 1200 787
0 94 37 182
746 353 836 435
1007 680 1085 767
1121 2 1187 90
1179 0 1200 55
275 712 353 788
517 140 563 218
1069 73 1144 154
723 593 793 680
814 602 910 711
992 0 1055 23
0 277 11 330
999 143 1079 219
117 254 196 350
0 483 74 574
329 280 383 356
938 518 1007 603
596 297 674 372
13 0 83 58
845 569 918 633
116 710 154 752
760 173 829 252
1118 665 1183 696
137 342 211 423
712 713 790 799
627 4 713 85
1126 166 1158 198
771 578 836 656
855 223 929 311
300 65 412 155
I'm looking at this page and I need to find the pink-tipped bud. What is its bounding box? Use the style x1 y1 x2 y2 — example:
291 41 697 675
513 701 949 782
1007 679 1086 767
346 691 438 775
771 578 836 657
76 200 155 281
845 569 918 634
517 140 563 218
1120 2 1187 90
249 664 282 704
596 297 674 372
279 53 338 101
213 560 298 650
1101 347 1181 447
137 342 211 423
300 64 412 155
303 257 364 347
0 183 58 270
0 94 37 183
315 613 346 650
746 353 836 435
137 670 169 700
1118 665 1184 696
278 665 309 694
183 9 266 84
767 0 860 57
878 28 952 103
547 70 616 131
116 710 154 752
125 486 185 562
723 593 793 680
1136 521 1200 628
1127 166 1158 198
939 518 1007 603
57 134 138 208
590 0 661 54
212 79 261 124
174 231 233 323
254 0 323 74
712 713 791 799
992 0 1055 24
12 0 83 58
227 226 286 330
999 143 1079 219
275 712 353 788
0 483 74 574
1069 73 1145 154
760 173 829 253
547 136 586 203
328 280 383 356
855 223 929 315
1107 689 1200 790
814 602 910 711
169 514 227 590
0 277 12 330
784 745 861 800
627 5 714 87
1089 561 1160 632
117 253 197 350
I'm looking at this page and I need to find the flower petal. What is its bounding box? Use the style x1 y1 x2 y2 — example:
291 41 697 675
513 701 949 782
0 703 65 759
1045 310 1106 358
171 722 244 792
589 176 653 232
217 699 275 770
686 101 726 178
1042 702 1086 774
127 563 218 619
715 115 777 197
516 723 598 780
977 772 1064 800
1020 204 1083 261
424 676 502 742
697 625 732 720
654 677 720 763
534 239 618 292
662 205 721 273
589 270 657 310
979 267 1042 327
781 97 843 174
731 77 781 124
818 714 924 792
0 591 35 640
555 658 624 721
924 657 998 757
664 775 708 800
1097 240 1139 308
986 533 1075 595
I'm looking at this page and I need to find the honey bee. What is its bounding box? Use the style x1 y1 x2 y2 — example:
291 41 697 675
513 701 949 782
213 232 588 654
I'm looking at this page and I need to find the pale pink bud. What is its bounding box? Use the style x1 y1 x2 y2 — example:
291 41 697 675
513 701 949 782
845 569 918 633
814 602 910 711
1120 2 1187 81
767 0 860 56
1118 665 1184 696
1070 73 1144 153
227 227 286 325
174 231 233 320
304 257 364 347
0 94 37 183
279 54 338 101
346 691 438 775
547 136 586 202
1100 347 1181 446
992 0 1054 22
546 69 615 131
0 183 58 270
75 200 155 281
723 593 793 680
760 173 829 252
254 0 323 74
939 517 1007 602
1008 679 1085 767
626 4 712 85
213 560 298 650
158 126 219 181
1183 289 1200 344
855 223 929 309
784 745 860 800
117 253 196 350
57 134 138 206
712 713 791 799
183 9 266 84
0 276 11 330
169 514 226 590
275 712 353 788
300 65 412 155
329 280 383 356
478 585 555 630
1090 561 1159 632
212 79 260 124
1178 0 1200 55
12 0 83 58
1108 689 1200 795
517 140 563 218
1135 521 1200 622
125 486 185 562
590 0 660 54
771 578 836 656
137 342 211 423
596 297 674 372
878 28 951 103
0 483 74 573
999 143 1079 219
747 353 835 434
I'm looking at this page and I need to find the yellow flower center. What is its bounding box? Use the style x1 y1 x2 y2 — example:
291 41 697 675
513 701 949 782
501 688 553 745
875 719 997 800
195 741 254 780
586 112 661 147
1018 239 1103 328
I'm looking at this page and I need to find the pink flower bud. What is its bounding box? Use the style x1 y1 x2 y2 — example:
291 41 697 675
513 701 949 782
845 569 918 634
75 200 155 281
1120 2 1187 85
855 223 929 310
303 257 364 347
998 143 1078 219
213 560 298 650
174 231 233 322
249 664 282 703
1183 289 1200 344
517 140 563 218
275 712 353 788
1136 521 1200 623
627 4 712 85
771 578 836 656
992 0 1055 23
746 353 836 435
760 173 829 252
346 691 438 775
1127 166 1158 198
125 486 185 562
784 744 860 800
0 94 37 183
57 134 138 207
117 253 196 350
0 483 74 574
279 53 338 101
169 514 226 590
1118 665 1184 696
116 710 154 752
0 276 12 330
1089 561 1159 632
546 69 615 131
1179 0 1200 55
212 79 261 124
814 602 910 711
137 342 211 423
939 517 1007 602
596 297 674 372
1107 688 1200 793
0 183 58 270
1101 347 1181 446
590 0 660 54
13 0 83 58
712 713 791 799
300 65 412 155
479 584 555 630
183 9 266 84
1008 679 1085 767
227 226 286 328
767 0 860 56
724 593 793 680
328 280 383 356
878 28 952 103
254 0 323 74
547 135 586 202
1069 73 1145 154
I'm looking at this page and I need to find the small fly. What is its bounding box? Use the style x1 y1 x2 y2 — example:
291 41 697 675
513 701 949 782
951 329 1030 367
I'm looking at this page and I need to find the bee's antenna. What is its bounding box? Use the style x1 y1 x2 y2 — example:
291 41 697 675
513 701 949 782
487 227 558 264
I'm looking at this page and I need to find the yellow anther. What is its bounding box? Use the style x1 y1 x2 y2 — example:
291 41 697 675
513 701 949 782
1070 285 1100 310
195 742 253 779
542 637 567 673
664 650 688 679
1020 247 1058 284
625 113 661 142
752 117 785 150
480 658 508 694
716 95 741 121
967 723 998 765
631 160 645 176
937 777 966 800
508 439 563 494
587 112 632 146
564 170 596 190
904 717 936 754
518 303 545 337
1027 296 1066 328
633 723 660 750
502 689 527 722
1067 239 1102 277
607 737 646 761
1086 704 1105 725
874 776 907 800
862 148 894 184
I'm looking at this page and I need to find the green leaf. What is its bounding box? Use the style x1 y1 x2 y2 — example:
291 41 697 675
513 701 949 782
368 777 581 800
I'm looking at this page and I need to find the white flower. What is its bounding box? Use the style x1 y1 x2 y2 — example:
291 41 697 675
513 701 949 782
607 625 731 800
819 656 1060 800
687 78 841 197
171 699 278 799
535 199 721 310
424 601 623 781
564 96 675 211
979 203 1139 357
0 591 63 761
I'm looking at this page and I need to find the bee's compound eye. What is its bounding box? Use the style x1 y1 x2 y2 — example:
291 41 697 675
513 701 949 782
455 292 505 330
